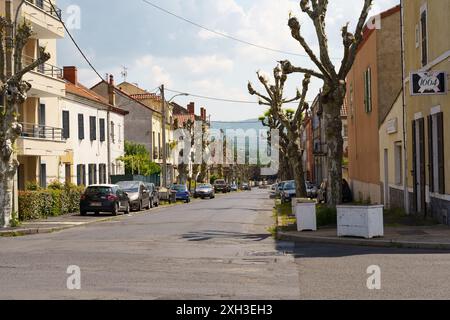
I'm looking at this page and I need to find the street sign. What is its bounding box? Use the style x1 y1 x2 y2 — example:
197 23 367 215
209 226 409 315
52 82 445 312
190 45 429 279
410 71 447 96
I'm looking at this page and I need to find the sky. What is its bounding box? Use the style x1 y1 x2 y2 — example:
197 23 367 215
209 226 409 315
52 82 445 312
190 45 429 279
56 0 399 122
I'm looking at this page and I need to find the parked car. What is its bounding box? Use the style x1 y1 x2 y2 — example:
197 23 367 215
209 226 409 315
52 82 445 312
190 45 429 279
281 180 297 203
116 181 151 211
230 183 238 192
80 184 130 216
317 179 353 204
214 179 230 193
241 183 251 191
194 184 215 199
157 186 177 204
270 183 278 198
144 182 160 208
170 184 191 203
306 181 319 199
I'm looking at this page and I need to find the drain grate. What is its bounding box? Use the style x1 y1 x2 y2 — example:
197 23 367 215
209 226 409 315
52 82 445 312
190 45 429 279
247 251 287 257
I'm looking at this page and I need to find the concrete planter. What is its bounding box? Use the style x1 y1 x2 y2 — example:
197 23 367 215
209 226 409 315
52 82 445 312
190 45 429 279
293 198 317 232
337 205 384 239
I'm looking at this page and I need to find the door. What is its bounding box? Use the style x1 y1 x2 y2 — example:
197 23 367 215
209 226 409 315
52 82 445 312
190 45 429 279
65 164 71 184
413 118 426 214
384 149 389 208
38 103 46 138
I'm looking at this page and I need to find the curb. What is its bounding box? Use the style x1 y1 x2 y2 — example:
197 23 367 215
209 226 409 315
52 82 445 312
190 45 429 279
277 231 450 251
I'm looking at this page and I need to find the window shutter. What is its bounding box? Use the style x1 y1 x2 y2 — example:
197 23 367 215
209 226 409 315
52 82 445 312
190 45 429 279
437 112 445 194
99 119 105 142
367 68 372 112
421 10 428 66
78 114 84 140
427 115 434 193
62 111 70 139
90 116 97 141
418 118 426 215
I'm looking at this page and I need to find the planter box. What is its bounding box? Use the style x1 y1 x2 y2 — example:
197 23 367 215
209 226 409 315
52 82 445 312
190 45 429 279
337 205 384 239
293 198 317 232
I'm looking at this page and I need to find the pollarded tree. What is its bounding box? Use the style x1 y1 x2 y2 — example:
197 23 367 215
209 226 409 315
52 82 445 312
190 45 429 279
0 16 51 227
280 0 373 206
248 66 311 197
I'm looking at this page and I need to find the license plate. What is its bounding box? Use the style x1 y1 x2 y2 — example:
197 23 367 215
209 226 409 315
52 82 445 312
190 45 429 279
90 202 102 207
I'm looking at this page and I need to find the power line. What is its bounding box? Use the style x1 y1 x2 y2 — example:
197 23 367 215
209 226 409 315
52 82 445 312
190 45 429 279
165 88 313 105
141 0 339 60
49 1 104 82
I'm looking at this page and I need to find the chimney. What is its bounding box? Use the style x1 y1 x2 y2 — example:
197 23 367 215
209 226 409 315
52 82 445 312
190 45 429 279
108 74 116 106
63 66 78 84
200 107 206 121
187 102 195 115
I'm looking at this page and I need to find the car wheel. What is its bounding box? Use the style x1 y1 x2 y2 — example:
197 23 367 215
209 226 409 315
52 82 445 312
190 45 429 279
80 210 87 216
124 202 130 215
138 200 142 211
150 198 154 209
94 211 100 216
112 203 119 216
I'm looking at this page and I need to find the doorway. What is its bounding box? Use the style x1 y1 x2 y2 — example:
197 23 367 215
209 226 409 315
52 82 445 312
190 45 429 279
412 118 426 214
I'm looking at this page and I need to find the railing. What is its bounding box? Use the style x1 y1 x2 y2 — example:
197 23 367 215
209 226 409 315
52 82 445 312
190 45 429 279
25 0 62 19
22 55 63 80
20 123 65 141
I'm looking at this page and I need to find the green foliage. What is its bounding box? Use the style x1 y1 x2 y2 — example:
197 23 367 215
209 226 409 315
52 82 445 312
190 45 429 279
48 180 64 190
10 212 21 228
316 205 337 227
25 181 41 191
119 141 161 176
18 184 85 221
210 175 218 184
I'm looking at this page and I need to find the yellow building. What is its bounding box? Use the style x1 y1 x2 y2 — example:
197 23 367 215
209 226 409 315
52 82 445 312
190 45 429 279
403 0 450 223
0 0 67 190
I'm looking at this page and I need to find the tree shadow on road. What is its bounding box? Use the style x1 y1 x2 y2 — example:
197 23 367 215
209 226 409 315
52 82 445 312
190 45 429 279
182 230 271 242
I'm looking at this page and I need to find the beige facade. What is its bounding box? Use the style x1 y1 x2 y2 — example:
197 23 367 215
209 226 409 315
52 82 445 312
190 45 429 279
379 92 405 209
0 0 68 190
403 0 450 223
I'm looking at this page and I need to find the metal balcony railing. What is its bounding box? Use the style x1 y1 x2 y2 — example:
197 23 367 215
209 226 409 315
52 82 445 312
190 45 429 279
22 55 63 80
25 0 62 19
20 123 65 141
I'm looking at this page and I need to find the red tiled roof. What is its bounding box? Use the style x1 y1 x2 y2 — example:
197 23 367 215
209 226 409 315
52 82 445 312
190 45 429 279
174 114 196 127
66 82 128 116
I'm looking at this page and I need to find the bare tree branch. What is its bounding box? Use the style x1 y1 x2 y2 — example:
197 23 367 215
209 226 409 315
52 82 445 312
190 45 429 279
279 60 324 80
294 74 311 123
0 17 8 83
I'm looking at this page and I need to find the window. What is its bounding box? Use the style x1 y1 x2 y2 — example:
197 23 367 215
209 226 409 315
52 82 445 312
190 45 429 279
420 7 428 67
394 142 403 185
99 164 107 184
118 124 122 143
364 68 372 113
40 163 47 189
111 121 115 143
88 164 97 186
99 118 105 142
62 110 70 139
428 112 445 194
158 132 161 159
90 116 97 141
77 164 86 186
78 114 85 140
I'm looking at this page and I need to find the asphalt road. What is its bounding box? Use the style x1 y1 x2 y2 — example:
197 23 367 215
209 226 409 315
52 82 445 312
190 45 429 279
0 189 449 300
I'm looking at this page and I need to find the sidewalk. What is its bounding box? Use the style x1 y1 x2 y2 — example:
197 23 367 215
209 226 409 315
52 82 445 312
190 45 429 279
0 212 118 237
278 225 450 250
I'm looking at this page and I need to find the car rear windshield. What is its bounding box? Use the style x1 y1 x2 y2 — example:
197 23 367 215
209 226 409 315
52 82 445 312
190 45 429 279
117 181 140 192
215 180 226 185
172 185 187 191
85 187 112 195
198 184 211 189
284 182 296 190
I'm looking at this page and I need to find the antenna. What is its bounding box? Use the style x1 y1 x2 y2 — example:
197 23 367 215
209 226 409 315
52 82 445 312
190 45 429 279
121 66 128 82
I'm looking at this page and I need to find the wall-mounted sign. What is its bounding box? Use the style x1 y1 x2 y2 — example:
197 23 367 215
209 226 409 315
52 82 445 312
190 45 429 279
386 118 398 134
410 71 447 96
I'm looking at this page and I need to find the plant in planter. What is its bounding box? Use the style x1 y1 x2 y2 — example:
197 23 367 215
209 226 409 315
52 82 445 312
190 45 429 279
336 204 384 239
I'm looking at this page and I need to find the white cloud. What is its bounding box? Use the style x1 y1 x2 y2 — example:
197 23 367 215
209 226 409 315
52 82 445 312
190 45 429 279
183 55 234 74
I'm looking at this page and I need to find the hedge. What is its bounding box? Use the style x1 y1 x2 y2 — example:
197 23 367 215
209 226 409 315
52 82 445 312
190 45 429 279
18 184 85 221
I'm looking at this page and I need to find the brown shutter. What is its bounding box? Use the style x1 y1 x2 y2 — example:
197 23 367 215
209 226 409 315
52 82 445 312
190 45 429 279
437 112 445 194
412 120 418 213
427 115 434 193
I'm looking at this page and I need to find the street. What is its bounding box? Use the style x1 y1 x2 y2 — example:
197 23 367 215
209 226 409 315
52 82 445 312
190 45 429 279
1 189 450 300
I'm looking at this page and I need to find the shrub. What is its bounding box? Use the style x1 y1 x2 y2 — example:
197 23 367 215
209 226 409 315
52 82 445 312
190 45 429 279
18 184 85 221
316 205 337 227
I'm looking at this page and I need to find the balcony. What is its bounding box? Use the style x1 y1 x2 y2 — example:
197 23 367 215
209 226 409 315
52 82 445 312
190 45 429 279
21 0 64 39
22 55 65 98
17 122 67 157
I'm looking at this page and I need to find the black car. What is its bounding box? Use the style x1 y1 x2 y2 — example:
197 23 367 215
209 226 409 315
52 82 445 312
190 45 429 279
194 184 215 199
145 183 160 208
80 185 130 216
117 181 151 211
214 179 230 193
241 183 251 191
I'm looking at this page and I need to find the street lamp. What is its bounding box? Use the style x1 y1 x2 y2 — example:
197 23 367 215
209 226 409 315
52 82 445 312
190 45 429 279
160 84 188 187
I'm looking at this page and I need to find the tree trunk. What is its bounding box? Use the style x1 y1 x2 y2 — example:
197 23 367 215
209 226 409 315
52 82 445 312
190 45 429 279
287 135 307 198
322 86 345 207
0 174 13 227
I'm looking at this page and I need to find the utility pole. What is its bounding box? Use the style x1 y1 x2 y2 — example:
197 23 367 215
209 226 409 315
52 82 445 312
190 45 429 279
160 85 167 187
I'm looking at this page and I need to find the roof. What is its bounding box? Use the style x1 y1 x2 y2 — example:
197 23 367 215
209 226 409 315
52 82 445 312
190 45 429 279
65 81 128 116
174 114 196 127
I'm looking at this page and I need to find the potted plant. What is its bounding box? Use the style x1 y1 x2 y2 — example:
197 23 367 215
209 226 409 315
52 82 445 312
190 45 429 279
292 198 317 232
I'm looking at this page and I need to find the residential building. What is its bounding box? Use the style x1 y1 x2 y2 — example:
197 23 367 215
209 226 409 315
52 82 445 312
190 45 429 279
60 67 127 186
0 0 67 191
403 0 450 223
346 5 402 204
379 91 405 210
114 82 176 184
